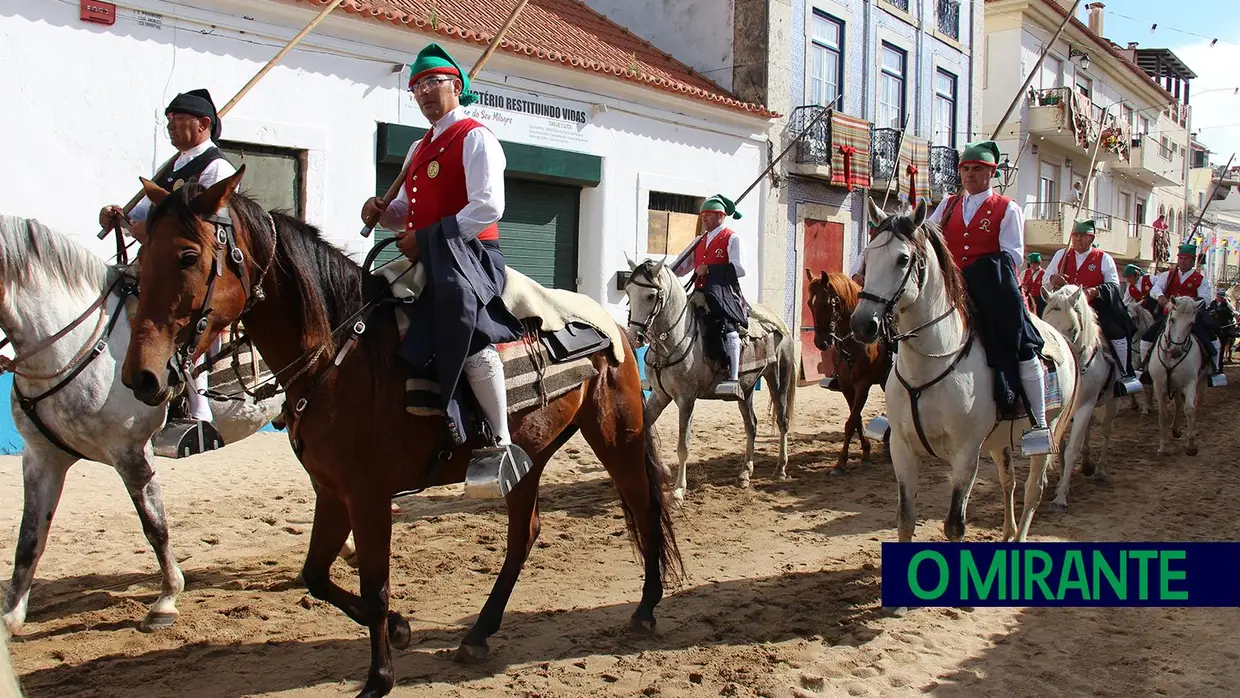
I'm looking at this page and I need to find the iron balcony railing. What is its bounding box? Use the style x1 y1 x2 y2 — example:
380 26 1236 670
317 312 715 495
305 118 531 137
1028 201 1114 230
884 0 911 12
788 105 833 168
929 146 960 194
936 0 961 40
871 127 901 182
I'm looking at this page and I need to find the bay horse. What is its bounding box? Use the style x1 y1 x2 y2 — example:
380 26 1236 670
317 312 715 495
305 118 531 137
623 257 797 501
0 214 282 635
805 270 891 474
850 199 1080 545
120 168 681 698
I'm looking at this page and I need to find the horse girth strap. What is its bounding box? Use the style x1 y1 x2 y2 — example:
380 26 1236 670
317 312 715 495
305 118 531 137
893 332 976 458
284 307 376 459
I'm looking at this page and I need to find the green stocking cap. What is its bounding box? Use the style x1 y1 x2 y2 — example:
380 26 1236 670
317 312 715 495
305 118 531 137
959 140 1001 167
408 43 477 106
1123 263 1143 277
1027 252 1042 263
1179 243 1198 256
1071 219 1096 235
700 194 742 219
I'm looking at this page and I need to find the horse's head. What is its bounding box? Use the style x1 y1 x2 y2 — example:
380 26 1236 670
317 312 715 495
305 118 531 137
805 269 857 352
122 166 255 406
1042 284 1089 350
1165 296 1204 360
851 197 935 343
622 255 671 346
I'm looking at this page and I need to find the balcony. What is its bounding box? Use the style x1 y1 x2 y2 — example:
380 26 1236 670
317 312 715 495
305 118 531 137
884 0 910 11
929 146 960 198
1112 134 1184 188
1023 201 1140 260
870 128 902 190
787 105 834 179
936 0 960 40
1025 88 1131 162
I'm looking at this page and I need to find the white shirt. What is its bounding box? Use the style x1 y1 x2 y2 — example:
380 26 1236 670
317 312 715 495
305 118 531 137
672 224 746 277
130 139 236 222
378 106 507 239
1151 266 1212 302
926 187 1026 270
1040 247 1118 293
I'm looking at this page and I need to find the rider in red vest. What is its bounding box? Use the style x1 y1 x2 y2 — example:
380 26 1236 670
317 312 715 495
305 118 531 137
362 43 531 494
1043 219 1138 388
1124 264 1155 308
926 139 1051 454
1022 251 1046 316
672 195 750 399
1139 242 1225 384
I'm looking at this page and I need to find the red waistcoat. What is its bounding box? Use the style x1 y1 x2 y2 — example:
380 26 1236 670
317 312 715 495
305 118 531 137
1061 248 1106 288
693 228 734 289
403 117 499 241
1165 269 1204 299
1127 275 1153 303
941 193 1009 269
1022 266 1045 294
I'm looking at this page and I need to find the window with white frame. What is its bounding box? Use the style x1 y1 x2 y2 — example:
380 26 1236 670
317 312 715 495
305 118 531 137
1040 55 1062 91
878 42 907 129
1075 74 1092 100
809 11 844 108
933 68 958 148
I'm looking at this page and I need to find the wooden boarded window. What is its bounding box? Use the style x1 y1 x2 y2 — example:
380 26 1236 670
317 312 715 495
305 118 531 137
647 191 703 256
218 141 306 220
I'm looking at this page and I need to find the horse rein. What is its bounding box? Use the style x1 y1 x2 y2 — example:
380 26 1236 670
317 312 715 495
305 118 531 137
625 270 697 373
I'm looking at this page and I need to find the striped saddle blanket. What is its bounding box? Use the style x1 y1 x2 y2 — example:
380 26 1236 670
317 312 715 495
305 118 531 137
400 319 609 417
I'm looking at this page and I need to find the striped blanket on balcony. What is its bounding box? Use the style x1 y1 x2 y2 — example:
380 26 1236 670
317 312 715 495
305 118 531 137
900 136 932 206
830 111 873 191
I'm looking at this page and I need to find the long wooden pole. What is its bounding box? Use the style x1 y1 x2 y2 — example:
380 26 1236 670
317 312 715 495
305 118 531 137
360 0 532 237
989 0 1084 141
98 0 347 239
880 111 914 209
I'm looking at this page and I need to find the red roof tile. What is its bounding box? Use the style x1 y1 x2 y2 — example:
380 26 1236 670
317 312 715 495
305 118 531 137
287 0 779 119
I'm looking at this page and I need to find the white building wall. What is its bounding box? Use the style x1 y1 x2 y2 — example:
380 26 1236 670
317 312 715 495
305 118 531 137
582 0 736 92
0 0 770 323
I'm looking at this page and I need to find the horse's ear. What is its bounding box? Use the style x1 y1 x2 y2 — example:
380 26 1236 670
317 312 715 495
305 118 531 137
1068 285 1084 307
191 164 246 217
912 197 929 227
867 198 888 229
805 268 815 283
624 252 638 271
1040 285 1050 301
140 177 170 205
649 257 666 279
1196 298 1207 313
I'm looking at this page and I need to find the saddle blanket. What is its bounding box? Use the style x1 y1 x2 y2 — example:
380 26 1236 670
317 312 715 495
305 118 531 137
401 321 602 417
207 338 272 394
738 330 779 375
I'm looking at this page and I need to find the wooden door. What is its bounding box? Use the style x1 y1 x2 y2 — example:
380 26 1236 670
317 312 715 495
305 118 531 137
801 219 845 384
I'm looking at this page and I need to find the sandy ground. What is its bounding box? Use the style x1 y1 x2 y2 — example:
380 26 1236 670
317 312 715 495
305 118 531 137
3 370 1240 698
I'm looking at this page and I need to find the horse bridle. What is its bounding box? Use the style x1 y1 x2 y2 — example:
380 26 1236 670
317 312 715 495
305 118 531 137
624 269 697 372
810 288 857 363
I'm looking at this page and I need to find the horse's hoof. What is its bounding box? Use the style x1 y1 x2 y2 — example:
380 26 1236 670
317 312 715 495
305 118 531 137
388 613 412 650
1049 501 1068 513
829 467 848 477
736 476 751 489
1186 444 1199 456
774 470 790 481
1158 447 1171 457
629 614 657 634
454 642 489 664
138 610 179 632
1172 428 1183 439
1094 472 1111 484
860 458 873 468
2 615 23 637
672 488 686 504
883 606 909 618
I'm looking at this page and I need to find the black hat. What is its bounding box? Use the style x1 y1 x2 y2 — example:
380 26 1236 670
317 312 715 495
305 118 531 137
165 89 221 142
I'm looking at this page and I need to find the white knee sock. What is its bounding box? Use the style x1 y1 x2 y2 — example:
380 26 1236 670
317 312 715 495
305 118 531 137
188 356 213 422
724 331 741 381
1140 339 1154 369
1212 340 1222 371
1018 358 1047 429
463 345 511 446
1109 338 1129 373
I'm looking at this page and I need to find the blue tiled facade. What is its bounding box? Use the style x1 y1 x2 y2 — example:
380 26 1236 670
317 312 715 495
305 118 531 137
784 0 976 325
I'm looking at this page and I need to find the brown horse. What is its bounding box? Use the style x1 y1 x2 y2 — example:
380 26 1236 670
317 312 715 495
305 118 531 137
805 270 892 474
120 167 682 698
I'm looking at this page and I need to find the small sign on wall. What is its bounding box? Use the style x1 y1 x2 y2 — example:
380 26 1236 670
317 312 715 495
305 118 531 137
80 0 116 26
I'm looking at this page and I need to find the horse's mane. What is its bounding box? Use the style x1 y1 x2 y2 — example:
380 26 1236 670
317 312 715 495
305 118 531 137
149 184 372 358
882 211 973 326
812 271 860 308
0 214 110 293
1046 285 1103 356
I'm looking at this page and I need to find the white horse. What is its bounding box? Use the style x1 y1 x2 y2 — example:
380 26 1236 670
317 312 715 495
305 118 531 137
850 200 1080 543
1042 285 1119 512
0 215 284 635
623 257 798 502
1150 296 1209 456
1125 296 1155 414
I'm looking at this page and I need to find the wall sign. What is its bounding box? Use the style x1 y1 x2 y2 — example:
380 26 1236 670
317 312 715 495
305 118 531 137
80 0 116 26
400 80 596 151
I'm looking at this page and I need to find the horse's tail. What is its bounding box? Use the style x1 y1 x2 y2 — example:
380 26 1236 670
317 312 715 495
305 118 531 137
768 326 799 432
638 400 685 585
